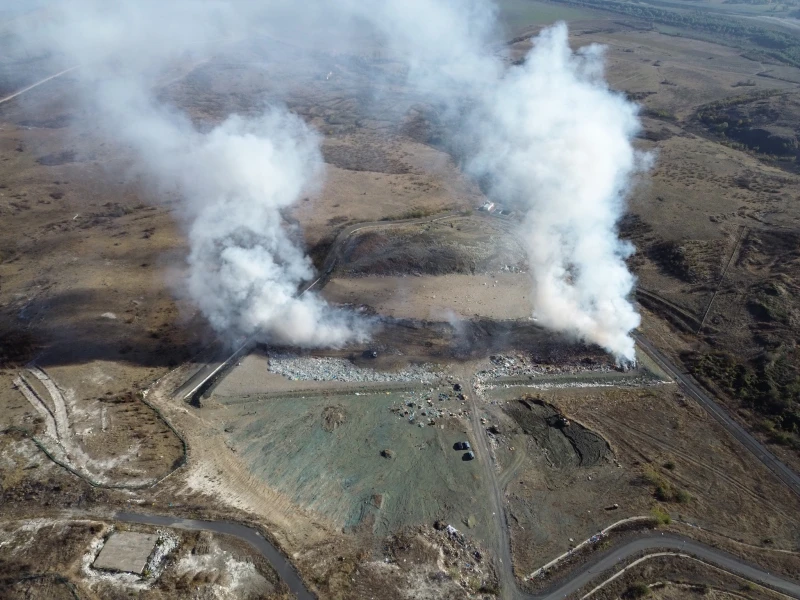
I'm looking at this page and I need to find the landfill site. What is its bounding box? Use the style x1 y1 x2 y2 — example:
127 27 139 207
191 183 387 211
2 1 800 600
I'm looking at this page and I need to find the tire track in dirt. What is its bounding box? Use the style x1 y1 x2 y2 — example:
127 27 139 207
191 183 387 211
13 375 57 440
634 333 800 498
499 444 527 491
591 413 794 522
27 366 72 447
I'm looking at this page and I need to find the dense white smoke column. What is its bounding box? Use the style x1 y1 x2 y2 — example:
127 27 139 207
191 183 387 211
120 101 368 347
468 23 642 361
19 0 368 347
338 1 644 360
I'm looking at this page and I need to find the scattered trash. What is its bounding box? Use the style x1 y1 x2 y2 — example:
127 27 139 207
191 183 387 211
267 354 438 383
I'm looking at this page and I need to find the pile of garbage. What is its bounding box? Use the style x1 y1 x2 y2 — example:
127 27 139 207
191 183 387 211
267 354 439 383
477 354 615 380
379 523 497 599
388 387 470 427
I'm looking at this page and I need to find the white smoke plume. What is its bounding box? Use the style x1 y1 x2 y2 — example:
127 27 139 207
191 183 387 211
341 3 645 361
468 24 644 361
125 104 367 347
16 0 368 348
14 0 645 359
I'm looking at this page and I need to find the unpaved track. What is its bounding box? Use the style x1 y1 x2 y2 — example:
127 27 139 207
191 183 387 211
27 366 71 445
0 66 78 105
633 332 800 498
13 375 57 439
459 367 516 600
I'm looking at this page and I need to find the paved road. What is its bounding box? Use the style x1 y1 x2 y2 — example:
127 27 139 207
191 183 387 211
115 511 800 600
532 533 800 600
117 511 316 600
634 332 800 499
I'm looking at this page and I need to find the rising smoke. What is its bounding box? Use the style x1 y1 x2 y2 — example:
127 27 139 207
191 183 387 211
17 0 368 348
468 24 644 361
15 0 645 360
342 3 646 361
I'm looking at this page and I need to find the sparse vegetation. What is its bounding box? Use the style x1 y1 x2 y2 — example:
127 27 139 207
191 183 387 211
696 92 800 159
647 240 719 283
643 467 692 504
624 582 651 598
685 350 800 453
379 205 444 221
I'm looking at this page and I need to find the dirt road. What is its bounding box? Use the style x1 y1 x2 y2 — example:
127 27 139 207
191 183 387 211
633 332 800 498
460 367 517 600
0 66 78 106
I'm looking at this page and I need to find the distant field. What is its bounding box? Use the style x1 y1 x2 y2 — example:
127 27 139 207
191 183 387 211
548 0 800 66
495 0 598 30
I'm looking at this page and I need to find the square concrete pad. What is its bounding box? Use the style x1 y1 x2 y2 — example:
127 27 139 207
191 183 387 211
93 531 158 575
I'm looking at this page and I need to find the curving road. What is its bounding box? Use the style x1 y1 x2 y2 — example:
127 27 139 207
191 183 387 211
532 533 800 599
117 511 316 599
115 511 800 600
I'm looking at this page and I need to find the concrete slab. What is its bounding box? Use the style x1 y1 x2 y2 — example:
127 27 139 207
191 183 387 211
93 531 158 575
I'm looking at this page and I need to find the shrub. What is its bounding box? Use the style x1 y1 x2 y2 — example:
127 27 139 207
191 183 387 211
652 506 671 525
655 485 672 502
624 582 651 598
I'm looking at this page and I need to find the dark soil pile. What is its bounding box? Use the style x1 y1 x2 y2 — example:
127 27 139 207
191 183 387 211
505 397 610 467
